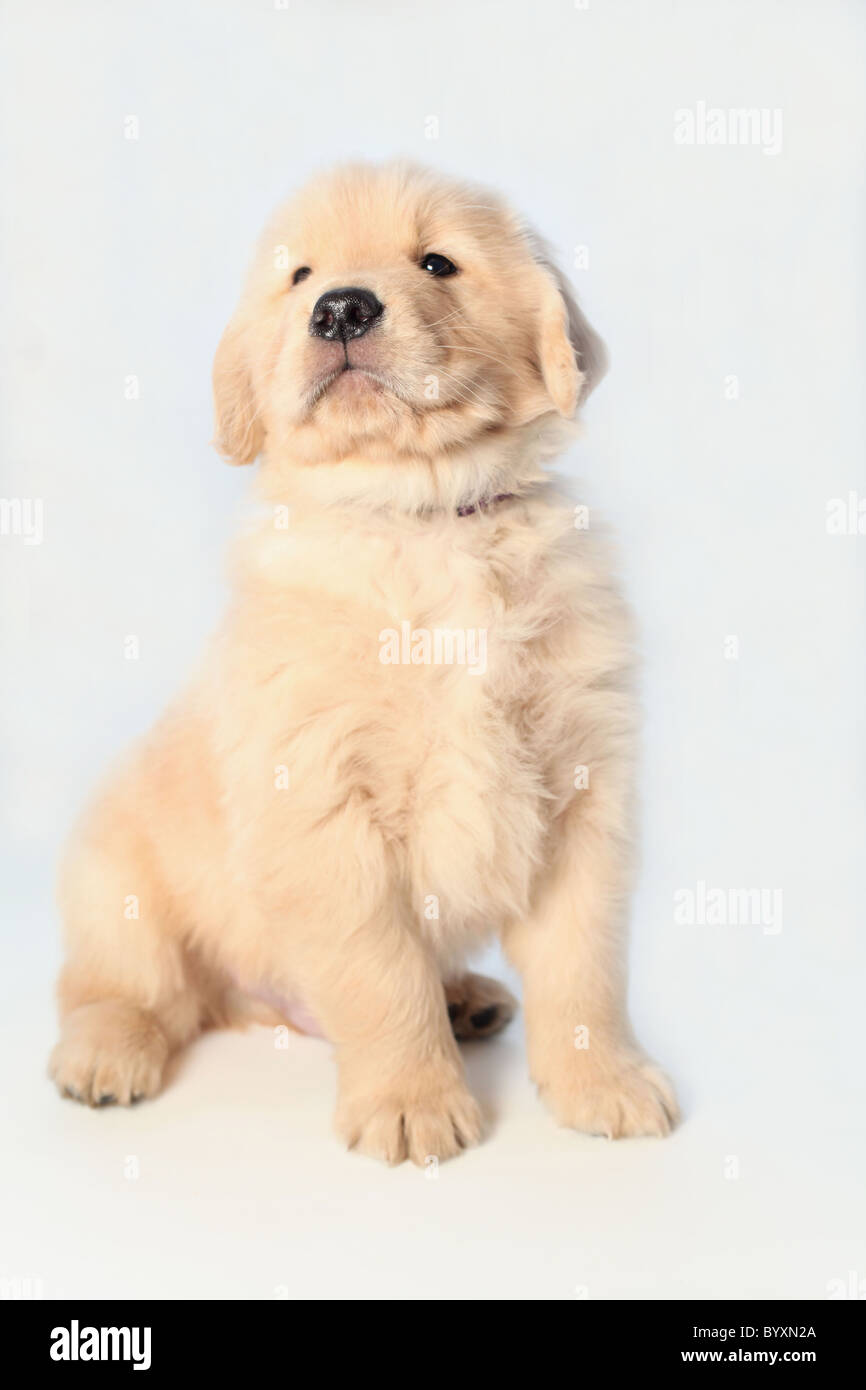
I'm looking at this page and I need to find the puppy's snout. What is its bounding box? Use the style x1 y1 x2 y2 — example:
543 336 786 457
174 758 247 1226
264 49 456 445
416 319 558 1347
309 287 384 341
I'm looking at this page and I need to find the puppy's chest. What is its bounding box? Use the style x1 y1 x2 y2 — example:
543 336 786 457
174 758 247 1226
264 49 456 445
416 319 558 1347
241 526 554 915
322 536 540 765
346 549 548 920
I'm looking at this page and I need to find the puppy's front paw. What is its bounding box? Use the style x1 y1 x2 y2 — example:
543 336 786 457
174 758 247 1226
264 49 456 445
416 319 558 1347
540 1053 678 1140
336 1067 483 1166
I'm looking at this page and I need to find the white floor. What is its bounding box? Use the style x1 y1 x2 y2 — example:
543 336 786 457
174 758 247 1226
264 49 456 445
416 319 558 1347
2 883 863 1302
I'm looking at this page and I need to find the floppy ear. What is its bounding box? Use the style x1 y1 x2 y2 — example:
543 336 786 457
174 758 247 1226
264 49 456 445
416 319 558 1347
212 318 264 465
529 241 608 417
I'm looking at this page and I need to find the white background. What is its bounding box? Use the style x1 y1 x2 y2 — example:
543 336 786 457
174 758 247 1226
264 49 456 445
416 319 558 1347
1 0 864 1300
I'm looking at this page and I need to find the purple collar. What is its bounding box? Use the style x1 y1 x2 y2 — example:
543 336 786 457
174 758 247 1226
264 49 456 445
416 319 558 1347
456 492 516 518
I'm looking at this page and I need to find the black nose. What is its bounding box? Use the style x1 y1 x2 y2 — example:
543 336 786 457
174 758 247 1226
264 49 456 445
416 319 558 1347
309 287 384 341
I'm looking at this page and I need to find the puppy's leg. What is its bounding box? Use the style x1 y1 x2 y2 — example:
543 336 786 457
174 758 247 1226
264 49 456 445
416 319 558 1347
49 818 206 1107
445 972 517 1041
307 914 482 1166
504 772 678 1139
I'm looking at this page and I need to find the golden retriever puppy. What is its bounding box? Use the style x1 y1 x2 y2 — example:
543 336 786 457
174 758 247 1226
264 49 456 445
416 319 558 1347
49 162 677 1163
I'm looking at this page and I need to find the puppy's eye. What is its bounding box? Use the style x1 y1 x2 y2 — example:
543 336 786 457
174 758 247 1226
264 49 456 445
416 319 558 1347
292 266 312 286
419 253 458 277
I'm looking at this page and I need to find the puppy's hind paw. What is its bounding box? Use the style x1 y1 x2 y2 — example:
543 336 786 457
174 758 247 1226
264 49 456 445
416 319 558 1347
49 1001 169 1108
445 972 517 1042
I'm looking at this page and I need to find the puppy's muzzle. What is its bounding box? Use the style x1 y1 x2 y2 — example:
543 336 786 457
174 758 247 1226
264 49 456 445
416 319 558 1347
309 287 384 342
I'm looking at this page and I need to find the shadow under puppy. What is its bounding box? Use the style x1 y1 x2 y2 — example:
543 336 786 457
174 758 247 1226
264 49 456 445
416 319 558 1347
50 161 677 1164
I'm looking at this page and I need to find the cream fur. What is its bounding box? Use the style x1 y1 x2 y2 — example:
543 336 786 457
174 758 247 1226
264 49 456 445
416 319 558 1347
50 162 677 1163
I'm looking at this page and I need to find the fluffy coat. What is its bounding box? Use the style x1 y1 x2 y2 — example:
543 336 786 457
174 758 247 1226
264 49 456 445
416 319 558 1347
50 163 677 1164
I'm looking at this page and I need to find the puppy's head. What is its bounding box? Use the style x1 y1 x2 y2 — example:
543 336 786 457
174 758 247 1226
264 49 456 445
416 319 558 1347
213 162 605 469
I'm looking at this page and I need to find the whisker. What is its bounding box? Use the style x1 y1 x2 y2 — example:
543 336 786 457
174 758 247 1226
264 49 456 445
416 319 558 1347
395 357 504 409
436 343 520 372
425 309 465 331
